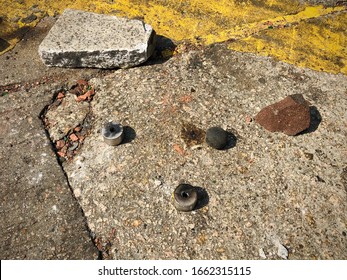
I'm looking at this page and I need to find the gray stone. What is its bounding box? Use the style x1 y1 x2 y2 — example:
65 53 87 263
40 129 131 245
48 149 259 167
205 126 229 149
38 9 156 69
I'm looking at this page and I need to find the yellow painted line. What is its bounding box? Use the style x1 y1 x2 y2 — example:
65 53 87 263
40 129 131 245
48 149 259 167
0 1 346 75
201 5 346 44
0 0 307 55
228 8 347 75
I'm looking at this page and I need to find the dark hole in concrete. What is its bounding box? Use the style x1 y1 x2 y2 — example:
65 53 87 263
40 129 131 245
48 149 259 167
181 191 189 198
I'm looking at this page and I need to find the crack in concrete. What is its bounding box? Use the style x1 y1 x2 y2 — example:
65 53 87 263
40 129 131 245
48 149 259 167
39 86 102 259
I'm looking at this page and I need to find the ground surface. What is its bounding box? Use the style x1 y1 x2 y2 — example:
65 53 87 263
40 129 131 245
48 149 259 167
1 0 346 74
0 0 346 259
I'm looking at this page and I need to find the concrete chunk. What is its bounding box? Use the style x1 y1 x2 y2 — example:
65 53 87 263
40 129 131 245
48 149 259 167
38 9 156 69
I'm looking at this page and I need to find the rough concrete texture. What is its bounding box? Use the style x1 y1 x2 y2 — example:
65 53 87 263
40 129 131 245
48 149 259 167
50 44 347 260
0 16 104 87
0 84 99 259
45 92 90 142
1 2 346 260
38 9 156 69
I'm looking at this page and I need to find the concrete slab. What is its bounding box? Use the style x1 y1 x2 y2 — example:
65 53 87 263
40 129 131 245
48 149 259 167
0 16 104 87
51 44 346 259
38 9 156 69
0 84 99 259
0 3 346 261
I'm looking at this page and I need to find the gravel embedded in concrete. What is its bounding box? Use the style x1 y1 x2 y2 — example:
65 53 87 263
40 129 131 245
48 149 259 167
0 84 98 259
58 45 347 259
38 9 156 69
44 92 90 142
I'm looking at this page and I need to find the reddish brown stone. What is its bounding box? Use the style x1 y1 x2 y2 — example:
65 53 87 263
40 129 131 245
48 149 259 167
255 94 311 136
57 91 65 99
69 133 79 142
55 139 66 150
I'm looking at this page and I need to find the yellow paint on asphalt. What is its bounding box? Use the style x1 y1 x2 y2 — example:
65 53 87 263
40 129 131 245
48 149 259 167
0 0 346 74
228 9 347 74
0 0 303 51
202 5 345 44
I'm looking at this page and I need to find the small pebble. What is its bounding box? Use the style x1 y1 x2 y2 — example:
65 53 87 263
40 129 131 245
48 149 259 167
68 142 79 151
205 126 228 150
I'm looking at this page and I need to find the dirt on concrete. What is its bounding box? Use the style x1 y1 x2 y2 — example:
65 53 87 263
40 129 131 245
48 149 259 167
0 12 346 260
49 44 346 260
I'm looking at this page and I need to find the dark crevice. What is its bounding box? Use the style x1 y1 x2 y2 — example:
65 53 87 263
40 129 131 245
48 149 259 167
39 86 102 259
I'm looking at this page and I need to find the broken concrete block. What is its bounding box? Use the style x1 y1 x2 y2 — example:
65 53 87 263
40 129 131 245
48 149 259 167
45 93 90 142
255 94 311 136
38 9 156 69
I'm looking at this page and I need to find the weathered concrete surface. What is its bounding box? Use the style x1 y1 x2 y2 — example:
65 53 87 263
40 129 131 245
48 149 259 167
58 45 347 259
1 3 346 260
2 1 346 75
38 9 156 69
45 92 90 142
0 84 98 259
0 16 104 87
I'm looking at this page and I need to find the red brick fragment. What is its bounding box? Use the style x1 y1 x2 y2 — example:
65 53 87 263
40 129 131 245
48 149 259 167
69 133 79 142
255 94 310 136
56 140 65 150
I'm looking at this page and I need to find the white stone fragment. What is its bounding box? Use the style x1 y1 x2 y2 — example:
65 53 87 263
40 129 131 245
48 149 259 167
277 243 289 259
38 9 156 69
259 248 267 259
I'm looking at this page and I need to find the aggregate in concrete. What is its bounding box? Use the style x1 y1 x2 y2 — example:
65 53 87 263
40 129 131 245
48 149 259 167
50 44 347 259
38 9 156 69
0 84 98 259
1 10 346 260
45 92 90 142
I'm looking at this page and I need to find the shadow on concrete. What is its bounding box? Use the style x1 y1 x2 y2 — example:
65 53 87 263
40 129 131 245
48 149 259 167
0 23 32 52
299 106 322 135
0 38 10 52
122 126 136 144
194 186 209 210
0 25 31 41
145 35 177 66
